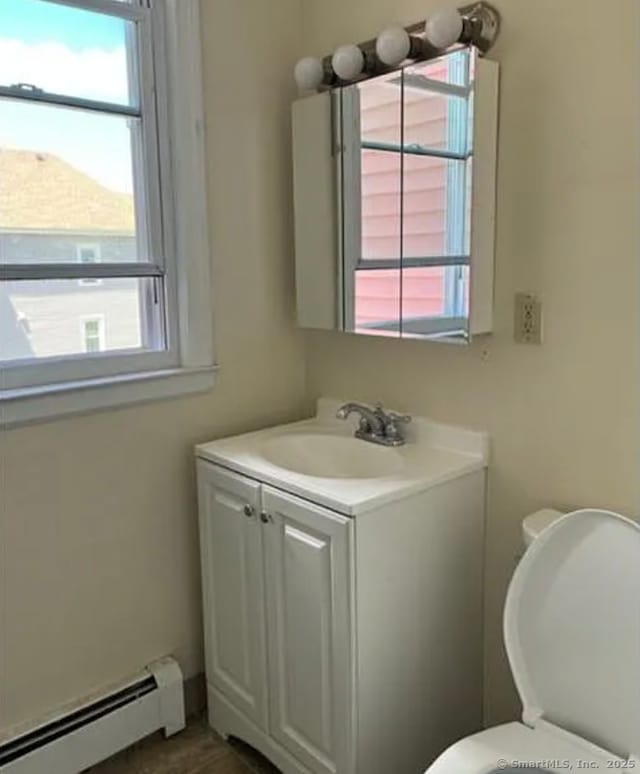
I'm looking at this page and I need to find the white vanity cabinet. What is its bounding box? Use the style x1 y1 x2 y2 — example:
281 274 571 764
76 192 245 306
262 486 352 774
197 465 268 730
198 462 353 774
197 419 487 774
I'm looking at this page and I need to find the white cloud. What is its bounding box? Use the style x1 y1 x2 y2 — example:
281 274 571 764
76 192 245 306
0 39 135 192
0 38 130 105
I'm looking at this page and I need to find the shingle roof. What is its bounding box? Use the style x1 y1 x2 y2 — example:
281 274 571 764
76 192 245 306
0 149 135 234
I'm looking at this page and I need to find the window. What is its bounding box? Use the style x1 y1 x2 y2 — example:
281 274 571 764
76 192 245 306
0 0 215 424
82 316 105 353
77 244 102 286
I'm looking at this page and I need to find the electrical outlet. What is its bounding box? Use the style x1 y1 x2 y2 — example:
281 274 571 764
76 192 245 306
515 293 543 344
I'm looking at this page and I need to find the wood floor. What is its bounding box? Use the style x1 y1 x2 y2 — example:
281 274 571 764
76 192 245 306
86 718 281 774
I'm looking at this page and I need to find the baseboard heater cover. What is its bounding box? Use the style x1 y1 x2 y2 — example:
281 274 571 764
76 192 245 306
0 657 185 774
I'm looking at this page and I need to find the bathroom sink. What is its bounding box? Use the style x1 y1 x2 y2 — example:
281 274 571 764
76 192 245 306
196 398 489 515
260 433 405 479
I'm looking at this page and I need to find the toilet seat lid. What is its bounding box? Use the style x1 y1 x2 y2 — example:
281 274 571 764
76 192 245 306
504 509 640 759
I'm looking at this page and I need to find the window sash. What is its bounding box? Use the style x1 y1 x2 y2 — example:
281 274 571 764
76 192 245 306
355 256 469 271
0 0 180 390
132 0 167 272
0 263 164 281
0 86 141 118
34 0 147 24
0 0 166 272
361 140 471 163
1 272 171 379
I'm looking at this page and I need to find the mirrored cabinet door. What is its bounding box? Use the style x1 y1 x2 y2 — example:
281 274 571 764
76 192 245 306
342 71 403 337
400 53 473 339
292 46 498 344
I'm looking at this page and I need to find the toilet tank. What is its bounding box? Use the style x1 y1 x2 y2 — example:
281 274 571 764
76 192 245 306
522 509 565 546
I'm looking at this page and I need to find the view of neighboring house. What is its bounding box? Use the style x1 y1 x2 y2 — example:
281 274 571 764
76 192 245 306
0 148 142 362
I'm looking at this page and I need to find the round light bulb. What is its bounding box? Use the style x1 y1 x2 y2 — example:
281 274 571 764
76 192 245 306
375 26 411 66
331 44 365 81
294 57 324 92
425 7 464 49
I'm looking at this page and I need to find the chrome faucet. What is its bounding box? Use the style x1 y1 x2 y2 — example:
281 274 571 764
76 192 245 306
336 402 412 447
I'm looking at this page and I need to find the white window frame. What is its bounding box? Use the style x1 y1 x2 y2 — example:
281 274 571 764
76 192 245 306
1 0 215 425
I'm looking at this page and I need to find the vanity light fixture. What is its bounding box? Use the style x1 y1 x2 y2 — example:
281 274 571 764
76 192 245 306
293 56 325 92
331 44 365 81
293 1 501 93
424 7 464 49
375 26 412 66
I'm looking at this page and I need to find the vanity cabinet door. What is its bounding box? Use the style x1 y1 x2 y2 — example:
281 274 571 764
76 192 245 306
262 486 353 774
197 462 268 730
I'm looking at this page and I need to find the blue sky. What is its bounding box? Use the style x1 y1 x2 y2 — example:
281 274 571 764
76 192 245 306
0 0 125 51
0 0 133 193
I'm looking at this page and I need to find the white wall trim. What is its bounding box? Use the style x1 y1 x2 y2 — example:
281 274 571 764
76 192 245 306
163 0 216 370
1 366 217 427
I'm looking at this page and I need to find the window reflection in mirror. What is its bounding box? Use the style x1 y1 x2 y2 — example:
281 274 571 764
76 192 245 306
348 70 402 336
342 49 475 340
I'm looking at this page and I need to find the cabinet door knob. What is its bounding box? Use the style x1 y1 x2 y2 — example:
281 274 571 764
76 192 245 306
260 511 271 524
243 504 255 517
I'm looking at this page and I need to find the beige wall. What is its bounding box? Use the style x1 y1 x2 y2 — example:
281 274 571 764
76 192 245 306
0 0 308 732
301 0 640 723
1 0 638 739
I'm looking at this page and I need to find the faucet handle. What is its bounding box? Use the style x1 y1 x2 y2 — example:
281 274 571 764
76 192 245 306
374 403 411 424
374 402 394 421
386 411 411 425
383 411 412 443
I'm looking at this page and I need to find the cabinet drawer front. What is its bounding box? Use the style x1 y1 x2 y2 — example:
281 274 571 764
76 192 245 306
197 462 268 729
262 487 353 774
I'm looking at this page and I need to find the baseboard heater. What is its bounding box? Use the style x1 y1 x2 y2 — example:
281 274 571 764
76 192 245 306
0 657 185 774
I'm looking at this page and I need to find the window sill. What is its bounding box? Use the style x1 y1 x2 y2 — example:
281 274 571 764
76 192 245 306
0 365 218 427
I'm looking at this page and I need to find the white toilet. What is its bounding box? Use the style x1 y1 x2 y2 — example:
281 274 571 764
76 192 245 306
426 508 640 773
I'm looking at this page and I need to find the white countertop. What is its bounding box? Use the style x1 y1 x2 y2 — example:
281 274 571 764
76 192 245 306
195 398 489 516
